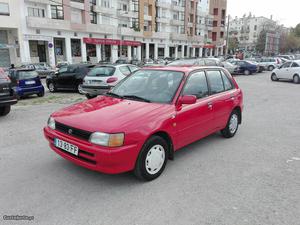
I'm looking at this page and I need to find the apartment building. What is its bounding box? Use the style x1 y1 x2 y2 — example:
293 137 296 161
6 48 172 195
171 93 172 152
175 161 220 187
208 0 227 56
0 0 221 67
229 14 287 55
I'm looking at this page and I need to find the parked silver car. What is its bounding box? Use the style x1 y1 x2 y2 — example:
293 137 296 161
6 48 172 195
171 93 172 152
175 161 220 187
222 61 238 74
81 64 139 99
21 63 55 78
256 57 282 71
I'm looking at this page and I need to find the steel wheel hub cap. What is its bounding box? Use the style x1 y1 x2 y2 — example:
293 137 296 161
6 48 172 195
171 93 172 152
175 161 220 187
145 145 165 175
49 84 54 91
229 114 238 134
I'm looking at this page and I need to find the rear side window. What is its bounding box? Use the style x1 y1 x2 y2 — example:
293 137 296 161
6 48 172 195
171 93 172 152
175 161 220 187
183 71 209 99
119 66 131 76
17 71 38 79
88 67 115 77
128 65 138 72
206 70 225 94
221 71 233 91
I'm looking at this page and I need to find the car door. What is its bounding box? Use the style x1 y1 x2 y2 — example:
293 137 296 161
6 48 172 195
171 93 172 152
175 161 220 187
175 71 214 149
288 62 300 80
206 69 234 130
277 62 292 79
56 66 77 89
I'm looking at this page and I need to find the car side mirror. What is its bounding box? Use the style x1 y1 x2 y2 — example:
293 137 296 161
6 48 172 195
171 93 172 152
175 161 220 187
178 95 197 105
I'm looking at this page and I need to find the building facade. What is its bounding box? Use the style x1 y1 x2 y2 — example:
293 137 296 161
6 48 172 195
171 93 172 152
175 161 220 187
208 0 227 56
0 0 226 67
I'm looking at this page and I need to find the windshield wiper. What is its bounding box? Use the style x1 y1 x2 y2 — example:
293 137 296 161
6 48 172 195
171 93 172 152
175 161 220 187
105 92 123 99
122 95 151 103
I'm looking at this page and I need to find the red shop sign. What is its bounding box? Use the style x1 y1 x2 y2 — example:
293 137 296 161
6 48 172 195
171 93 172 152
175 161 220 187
83 37 141 46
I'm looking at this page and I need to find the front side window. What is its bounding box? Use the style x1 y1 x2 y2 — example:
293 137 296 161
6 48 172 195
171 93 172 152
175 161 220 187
206 70 225 94
282 62 292 68
183 71 209 99
111 70 184 103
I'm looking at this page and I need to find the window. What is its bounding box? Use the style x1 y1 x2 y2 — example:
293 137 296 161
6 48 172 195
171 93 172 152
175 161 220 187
206 70 225 94
128 65 139 72
213 8 218 16
183 71 209 99
71 39 81 57
291 63 299 68
0 3 9 16
90 11 97 24
28 7 45 18
51 5 64 19
221 71 233 91
213 21 218 27
119 66 131 76
281 62 292 68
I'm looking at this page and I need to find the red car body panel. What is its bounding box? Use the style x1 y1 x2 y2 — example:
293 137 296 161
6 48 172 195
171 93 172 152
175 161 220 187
44 67 243 174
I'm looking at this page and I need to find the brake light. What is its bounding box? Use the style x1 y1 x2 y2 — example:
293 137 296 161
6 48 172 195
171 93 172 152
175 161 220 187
5 75 10 82
16 79 19 85
107 77 118 83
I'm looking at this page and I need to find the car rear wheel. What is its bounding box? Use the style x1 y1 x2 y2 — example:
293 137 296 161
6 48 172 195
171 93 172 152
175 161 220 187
48 82 56 93
293 75 300 84
268 65 275 71
244 70 250 75
221 111 239 138
0 105 11 116
37 91 45 97
271 73 278 81
134 136 168 181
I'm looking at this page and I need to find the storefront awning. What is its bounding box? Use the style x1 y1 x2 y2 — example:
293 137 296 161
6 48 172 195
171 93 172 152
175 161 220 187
0 43 18 49
202 44 215 49
83 38 141 46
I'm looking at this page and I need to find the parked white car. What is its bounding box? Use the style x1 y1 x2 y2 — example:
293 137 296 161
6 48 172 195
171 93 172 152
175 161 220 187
221 61 238 74
271 60 300 84
82 64 139 98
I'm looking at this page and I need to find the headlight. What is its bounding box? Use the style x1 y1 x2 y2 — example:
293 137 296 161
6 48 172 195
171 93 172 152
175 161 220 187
47 117 56 130
89 132 124 147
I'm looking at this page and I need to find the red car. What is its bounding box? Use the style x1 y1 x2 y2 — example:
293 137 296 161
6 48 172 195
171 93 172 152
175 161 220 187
44 67 243 181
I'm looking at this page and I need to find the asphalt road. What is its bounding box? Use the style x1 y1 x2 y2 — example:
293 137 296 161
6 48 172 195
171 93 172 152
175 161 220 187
0 72 299 225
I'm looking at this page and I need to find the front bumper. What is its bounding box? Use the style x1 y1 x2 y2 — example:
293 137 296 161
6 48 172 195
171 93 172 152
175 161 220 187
0 94 18 106
43 127 140 174
81 85 111 96
16 85 44 96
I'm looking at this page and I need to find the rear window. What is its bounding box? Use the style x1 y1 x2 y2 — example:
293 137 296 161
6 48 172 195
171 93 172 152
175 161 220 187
88 67 115 77
17 71 38 79
168 59 197 66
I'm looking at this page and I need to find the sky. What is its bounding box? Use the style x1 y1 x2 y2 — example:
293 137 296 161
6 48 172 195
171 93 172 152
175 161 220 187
227 0 300 28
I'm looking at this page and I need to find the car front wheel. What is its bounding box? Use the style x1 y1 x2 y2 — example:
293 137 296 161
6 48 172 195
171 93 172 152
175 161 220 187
0 105 11 116
134 136 168 181
221 111 239 138
293 75 300 84
271 73 278 81
244 70 250 75
268 65 275 71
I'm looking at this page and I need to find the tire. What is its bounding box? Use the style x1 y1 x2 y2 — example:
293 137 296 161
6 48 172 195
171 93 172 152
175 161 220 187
268 65 275 71
271 73 278 81
0 105 11 116
86 94 95 99
221 110 239 138
48 82 56 93
293 75 300 84
77 84 84 94
37 91 45 97
134 136 169 181
244 70 250 75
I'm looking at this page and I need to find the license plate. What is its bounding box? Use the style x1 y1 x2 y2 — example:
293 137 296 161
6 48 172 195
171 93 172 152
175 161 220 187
91 80 102 85
54 138 79 156
25 80 35 85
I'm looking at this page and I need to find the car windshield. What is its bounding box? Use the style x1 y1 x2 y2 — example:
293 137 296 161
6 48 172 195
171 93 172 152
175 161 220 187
88 66 115 77
168 59 197 66
110 70 184 103
18 71 38 79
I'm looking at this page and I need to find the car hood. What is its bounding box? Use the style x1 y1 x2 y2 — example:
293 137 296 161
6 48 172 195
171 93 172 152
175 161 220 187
52 96 174 133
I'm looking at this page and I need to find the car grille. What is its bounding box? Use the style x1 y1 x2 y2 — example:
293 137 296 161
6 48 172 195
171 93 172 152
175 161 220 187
55 122 92 141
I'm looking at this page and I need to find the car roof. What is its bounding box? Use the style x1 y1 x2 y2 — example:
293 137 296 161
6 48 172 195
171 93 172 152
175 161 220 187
141 66 225 76
10 68 36 72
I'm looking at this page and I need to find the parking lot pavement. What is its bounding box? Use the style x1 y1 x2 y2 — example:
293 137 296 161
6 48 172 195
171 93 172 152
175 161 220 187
0 71 299 225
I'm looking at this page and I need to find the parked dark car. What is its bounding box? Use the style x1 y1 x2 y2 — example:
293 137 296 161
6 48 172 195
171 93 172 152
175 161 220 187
231 60 258 75
8 69 45 98
46 64 95 93
21 63 55 78
0 68 17 116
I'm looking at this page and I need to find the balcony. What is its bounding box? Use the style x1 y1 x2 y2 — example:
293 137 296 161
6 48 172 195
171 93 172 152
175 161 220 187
117 10 138 18
87 23 118 34
119 27 143 38
172 5 185 12
156 17 169 24
170 20 184 26
93 5 116 15
156 1 171 8
27 16 71 30
170 33 187 41
25 0 51 4
152 32 169 39
144 15 152 21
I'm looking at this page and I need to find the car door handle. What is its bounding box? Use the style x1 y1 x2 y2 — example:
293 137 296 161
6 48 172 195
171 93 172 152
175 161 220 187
207 102 213 109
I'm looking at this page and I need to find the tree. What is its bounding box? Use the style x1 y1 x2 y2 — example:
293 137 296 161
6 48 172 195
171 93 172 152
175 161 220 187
228 37 239 53
293 23 300 37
